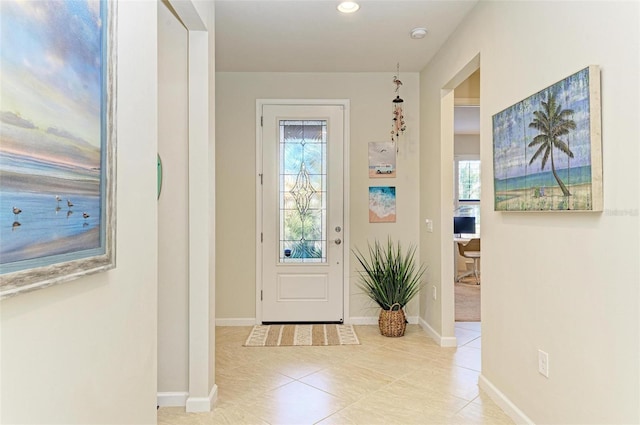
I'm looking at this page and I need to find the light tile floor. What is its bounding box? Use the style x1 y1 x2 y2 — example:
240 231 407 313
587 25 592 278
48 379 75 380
158 323 513 425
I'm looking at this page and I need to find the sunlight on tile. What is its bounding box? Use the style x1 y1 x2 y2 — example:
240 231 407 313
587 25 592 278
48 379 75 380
157 325 514 425
245 381 348 425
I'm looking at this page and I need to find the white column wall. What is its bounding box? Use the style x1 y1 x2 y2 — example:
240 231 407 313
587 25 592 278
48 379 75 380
157 0 216 412
157 0 190 397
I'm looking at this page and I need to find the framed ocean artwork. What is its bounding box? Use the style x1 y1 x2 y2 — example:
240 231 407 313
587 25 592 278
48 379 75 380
369 186 396 223
492 66 602 212
0 0 117 298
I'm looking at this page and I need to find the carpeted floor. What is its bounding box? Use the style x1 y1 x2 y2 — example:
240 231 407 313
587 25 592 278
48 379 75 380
244 324 360 347
455 280 481 322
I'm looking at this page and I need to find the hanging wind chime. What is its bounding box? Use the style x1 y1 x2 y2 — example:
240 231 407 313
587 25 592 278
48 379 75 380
391 63 406 151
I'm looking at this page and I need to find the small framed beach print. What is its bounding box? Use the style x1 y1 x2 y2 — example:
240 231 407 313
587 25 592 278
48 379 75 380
0 0 117 298
368 142 396 178
492 66 602 212
369 186 396 223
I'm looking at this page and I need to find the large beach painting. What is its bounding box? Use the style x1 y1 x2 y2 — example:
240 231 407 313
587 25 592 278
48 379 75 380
492 66 602 212
0 0 116 298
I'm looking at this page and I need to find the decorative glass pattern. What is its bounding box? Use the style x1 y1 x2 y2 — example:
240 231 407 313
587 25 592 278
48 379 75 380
279 120 327 263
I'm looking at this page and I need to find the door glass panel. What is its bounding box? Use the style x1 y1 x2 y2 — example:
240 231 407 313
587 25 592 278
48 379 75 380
279 120 327 263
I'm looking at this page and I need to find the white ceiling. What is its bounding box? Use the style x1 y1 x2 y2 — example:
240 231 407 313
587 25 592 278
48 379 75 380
214 0 479 72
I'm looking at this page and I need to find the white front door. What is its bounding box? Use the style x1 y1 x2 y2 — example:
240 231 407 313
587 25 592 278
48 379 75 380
260 103 345 323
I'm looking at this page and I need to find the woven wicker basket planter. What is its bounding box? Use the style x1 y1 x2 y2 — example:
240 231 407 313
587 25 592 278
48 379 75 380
378 304 406 337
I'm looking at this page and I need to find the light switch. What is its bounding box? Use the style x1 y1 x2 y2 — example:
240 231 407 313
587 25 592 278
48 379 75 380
425 218 433 233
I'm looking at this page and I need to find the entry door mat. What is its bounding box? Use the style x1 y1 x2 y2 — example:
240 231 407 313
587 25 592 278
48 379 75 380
243 324 360 347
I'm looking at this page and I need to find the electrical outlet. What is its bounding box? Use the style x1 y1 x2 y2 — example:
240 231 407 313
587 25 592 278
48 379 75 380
432 285 437 300
538 349 549 378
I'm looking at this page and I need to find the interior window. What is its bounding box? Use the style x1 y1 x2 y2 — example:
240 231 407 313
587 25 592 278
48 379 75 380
455 158 480 234
458 160 481 201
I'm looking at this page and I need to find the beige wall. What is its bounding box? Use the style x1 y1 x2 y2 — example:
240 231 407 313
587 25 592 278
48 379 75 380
0 1 159 423
157 0 189 395
454 134 479 156
215 72 421 321
454 69 480 101
420 1 639 423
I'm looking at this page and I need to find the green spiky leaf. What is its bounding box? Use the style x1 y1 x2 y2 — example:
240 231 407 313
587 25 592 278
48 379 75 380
353 238 426 311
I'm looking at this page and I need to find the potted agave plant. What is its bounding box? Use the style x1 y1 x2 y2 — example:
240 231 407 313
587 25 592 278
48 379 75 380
353 238 426 337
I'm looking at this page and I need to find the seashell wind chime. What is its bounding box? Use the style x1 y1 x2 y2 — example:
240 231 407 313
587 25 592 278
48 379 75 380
391 63 406 152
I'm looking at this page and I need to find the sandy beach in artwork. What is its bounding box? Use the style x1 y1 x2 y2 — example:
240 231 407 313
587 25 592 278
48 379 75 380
495 183 593 211
369 210 396 223
1 227 100 264
1 169 101 264
0 170 100 197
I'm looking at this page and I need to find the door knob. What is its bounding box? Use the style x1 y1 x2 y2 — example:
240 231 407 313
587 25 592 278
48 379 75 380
334 238 342 245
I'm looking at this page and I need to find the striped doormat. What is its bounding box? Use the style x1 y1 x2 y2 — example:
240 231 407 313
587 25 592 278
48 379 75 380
243 324 360 347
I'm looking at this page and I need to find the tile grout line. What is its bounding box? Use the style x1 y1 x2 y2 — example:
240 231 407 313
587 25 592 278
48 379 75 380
187 325 513 425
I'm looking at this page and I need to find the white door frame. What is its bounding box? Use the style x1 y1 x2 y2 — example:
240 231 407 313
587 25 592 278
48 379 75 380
255 99 351 324
440 55 480 345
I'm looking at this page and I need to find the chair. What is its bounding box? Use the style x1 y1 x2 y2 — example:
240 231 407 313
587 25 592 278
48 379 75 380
456 238 480 284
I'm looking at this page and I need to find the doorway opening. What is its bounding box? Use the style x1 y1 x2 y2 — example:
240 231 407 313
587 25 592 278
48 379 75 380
439 56 481 348
453 84 481 346
453 90 481 324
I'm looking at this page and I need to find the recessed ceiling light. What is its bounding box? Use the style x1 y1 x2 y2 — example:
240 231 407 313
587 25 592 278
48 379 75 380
410 27 428 39
337 1 360 14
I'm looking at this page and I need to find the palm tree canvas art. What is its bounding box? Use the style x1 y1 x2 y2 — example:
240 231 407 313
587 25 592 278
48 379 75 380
492 66 602 211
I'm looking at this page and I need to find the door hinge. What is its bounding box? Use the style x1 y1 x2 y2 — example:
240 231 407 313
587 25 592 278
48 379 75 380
261 116 263 127
261 232 263 243
259 173 263 185
261 290 263 301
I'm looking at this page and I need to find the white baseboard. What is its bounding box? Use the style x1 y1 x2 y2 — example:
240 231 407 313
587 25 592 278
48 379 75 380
349 316 377 325
349 315 418 325
157 391 189 407
215 318 256 326
217 317 426 326
478 375 534 425
185 385 218 413
418 317 457 347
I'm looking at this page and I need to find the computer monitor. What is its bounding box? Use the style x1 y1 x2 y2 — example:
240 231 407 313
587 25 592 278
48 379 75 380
454 216 476 236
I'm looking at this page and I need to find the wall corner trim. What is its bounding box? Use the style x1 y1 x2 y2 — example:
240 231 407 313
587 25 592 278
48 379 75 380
185 385 217 413
478 374 534 425
157 392 189 408
419 317 457 347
